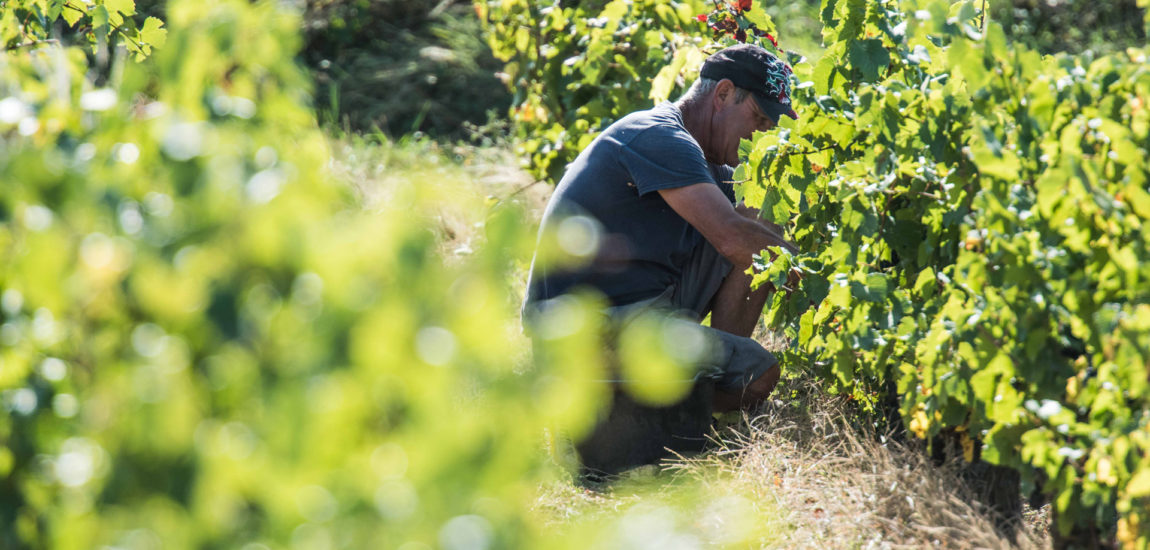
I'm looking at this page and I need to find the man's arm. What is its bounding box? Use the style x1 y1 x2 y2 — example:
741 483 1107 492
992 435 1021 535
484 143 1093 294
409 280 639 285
734 203 785 235
657 182 797 269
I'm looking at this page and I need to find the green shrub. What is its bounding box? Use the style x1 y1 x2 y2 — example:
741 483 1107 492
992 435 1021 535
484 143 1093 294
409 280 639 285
990 0 1147 55
481 0 1150 544
740 0 1150 544
476 0 712 183
301 0 512 138
476 0 830 184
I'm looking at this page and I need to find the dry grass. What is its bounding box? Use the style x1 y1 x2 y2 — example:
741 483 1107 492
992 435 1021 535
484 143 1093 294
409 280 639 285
525 276 1052 547
686 367 1052 549
534 365 1052 548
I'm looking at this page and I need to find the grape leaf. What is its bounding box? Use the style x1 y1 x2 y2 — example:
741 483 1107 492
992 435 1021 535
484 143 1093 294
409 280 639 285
46 0 65 21
62 3 86 26
103 0 135 26
820 0 839 27
848 39 890 82
104 0 136 14
139 17 167 48
914 268 936 297
838 0 868 43
743 9 776 37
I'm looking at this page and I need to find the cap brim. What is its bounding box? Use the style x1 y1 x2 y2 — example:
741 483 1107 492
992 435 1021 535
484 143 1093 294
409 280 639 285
753 95 798 124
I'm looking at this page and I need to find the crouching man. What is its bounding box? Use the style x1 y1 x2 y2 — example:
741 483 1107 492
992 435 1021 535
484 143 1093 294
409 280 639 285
523 44 800 443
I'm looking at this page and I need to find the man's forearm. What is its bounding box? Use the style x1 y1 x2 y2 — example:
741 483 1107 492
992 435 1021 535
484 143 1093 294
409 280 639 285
734 203 787 237
719 215 798 269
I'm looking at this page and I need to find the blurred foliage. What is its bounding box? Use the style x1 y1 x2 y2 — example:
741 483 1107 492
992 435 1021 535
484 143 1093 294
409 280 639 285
300 0 512 139
990 0 1147 56
537 469 789 545
758 0 826 58
0 0 739 546
1 0 167 61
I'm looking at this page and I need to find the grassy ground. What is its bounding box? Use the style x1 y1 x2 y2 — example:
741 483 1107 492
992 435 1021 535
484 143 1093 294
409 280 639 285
331 135 1052 548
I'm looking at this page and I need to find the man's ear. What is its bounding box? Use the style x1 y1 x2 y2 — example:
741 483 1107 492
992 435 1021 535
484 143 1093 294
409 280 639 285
712 79 736 109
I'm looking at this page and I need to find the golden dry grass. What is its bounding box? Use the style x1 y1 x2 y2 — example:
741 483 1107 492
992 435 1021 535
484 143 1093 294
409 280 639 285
687 367 1052 549
533 364 1052 548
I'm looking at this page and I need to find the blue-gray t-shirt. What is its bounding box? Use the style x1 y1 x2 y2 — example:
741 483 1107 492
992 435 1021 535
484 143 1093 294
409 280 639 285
524 102 735 309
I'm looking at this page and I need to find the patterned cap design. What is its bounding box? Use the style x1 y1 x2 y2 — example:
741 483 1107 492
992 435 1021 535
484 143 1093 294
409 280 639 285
699 44 798 123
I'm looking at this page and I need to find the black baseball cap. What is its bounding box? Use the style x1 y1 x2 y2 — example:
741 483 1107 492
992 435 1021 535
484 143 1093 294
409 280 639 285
699 44 798 123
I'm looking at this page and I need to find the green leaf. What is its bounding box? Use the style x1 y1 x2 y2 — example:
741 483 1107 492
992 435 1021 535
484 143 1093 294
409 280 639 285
842 198 878 236
951 38 989 89
838 0 868 43
827 277 851 309
813 301 835 325
139 16 167 48
104 0 136 14
951 1 979 28
914 268 936 298
812 54 839 97
743 8 776 36
864 272 888 301
1125 183 1150 219
989 379 1022 423
765 188 792 225
803 272 831 306
820 0 839 27
1129 465 1150 498
62 3 85 26
848 39 890 82
102 0 134 26
1036 169 1066 217
649 52 685 104
799 308 815 343
826 240 852 265
92 5 110 29
834 348 855 386
973 352 1015 405
972 146 1020 182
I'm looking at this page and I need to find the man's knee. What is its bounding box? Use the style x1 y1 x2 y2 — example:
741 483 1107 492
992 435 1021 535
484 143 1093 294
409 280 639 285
714 361 780 412
744 363 780 402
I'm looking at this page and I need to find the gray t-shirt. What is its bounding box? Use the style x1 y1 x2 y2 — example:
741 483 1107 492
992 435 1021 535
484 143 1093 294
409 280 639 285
524 102 735 309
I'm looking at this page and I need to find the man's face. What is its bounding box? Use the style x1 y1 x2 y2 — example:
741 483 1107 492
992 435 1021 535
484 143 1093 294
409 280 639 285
711 90 777 166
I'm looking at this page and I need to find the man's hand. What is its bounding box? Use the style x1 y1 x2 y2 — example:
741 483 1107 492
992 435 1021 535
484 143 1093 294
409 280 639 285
785 266 804 291
734 203 786 235
658 183 797 269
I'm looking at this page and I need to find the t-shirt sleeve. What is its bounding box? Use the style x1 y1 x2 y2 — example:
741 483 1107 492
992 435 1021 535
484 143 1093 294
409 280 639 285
618 126 715 196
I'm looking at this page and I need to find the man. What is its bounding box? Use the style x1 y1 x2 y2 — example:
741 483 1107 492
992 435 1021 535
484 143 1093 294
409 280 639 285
523 44 799 413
